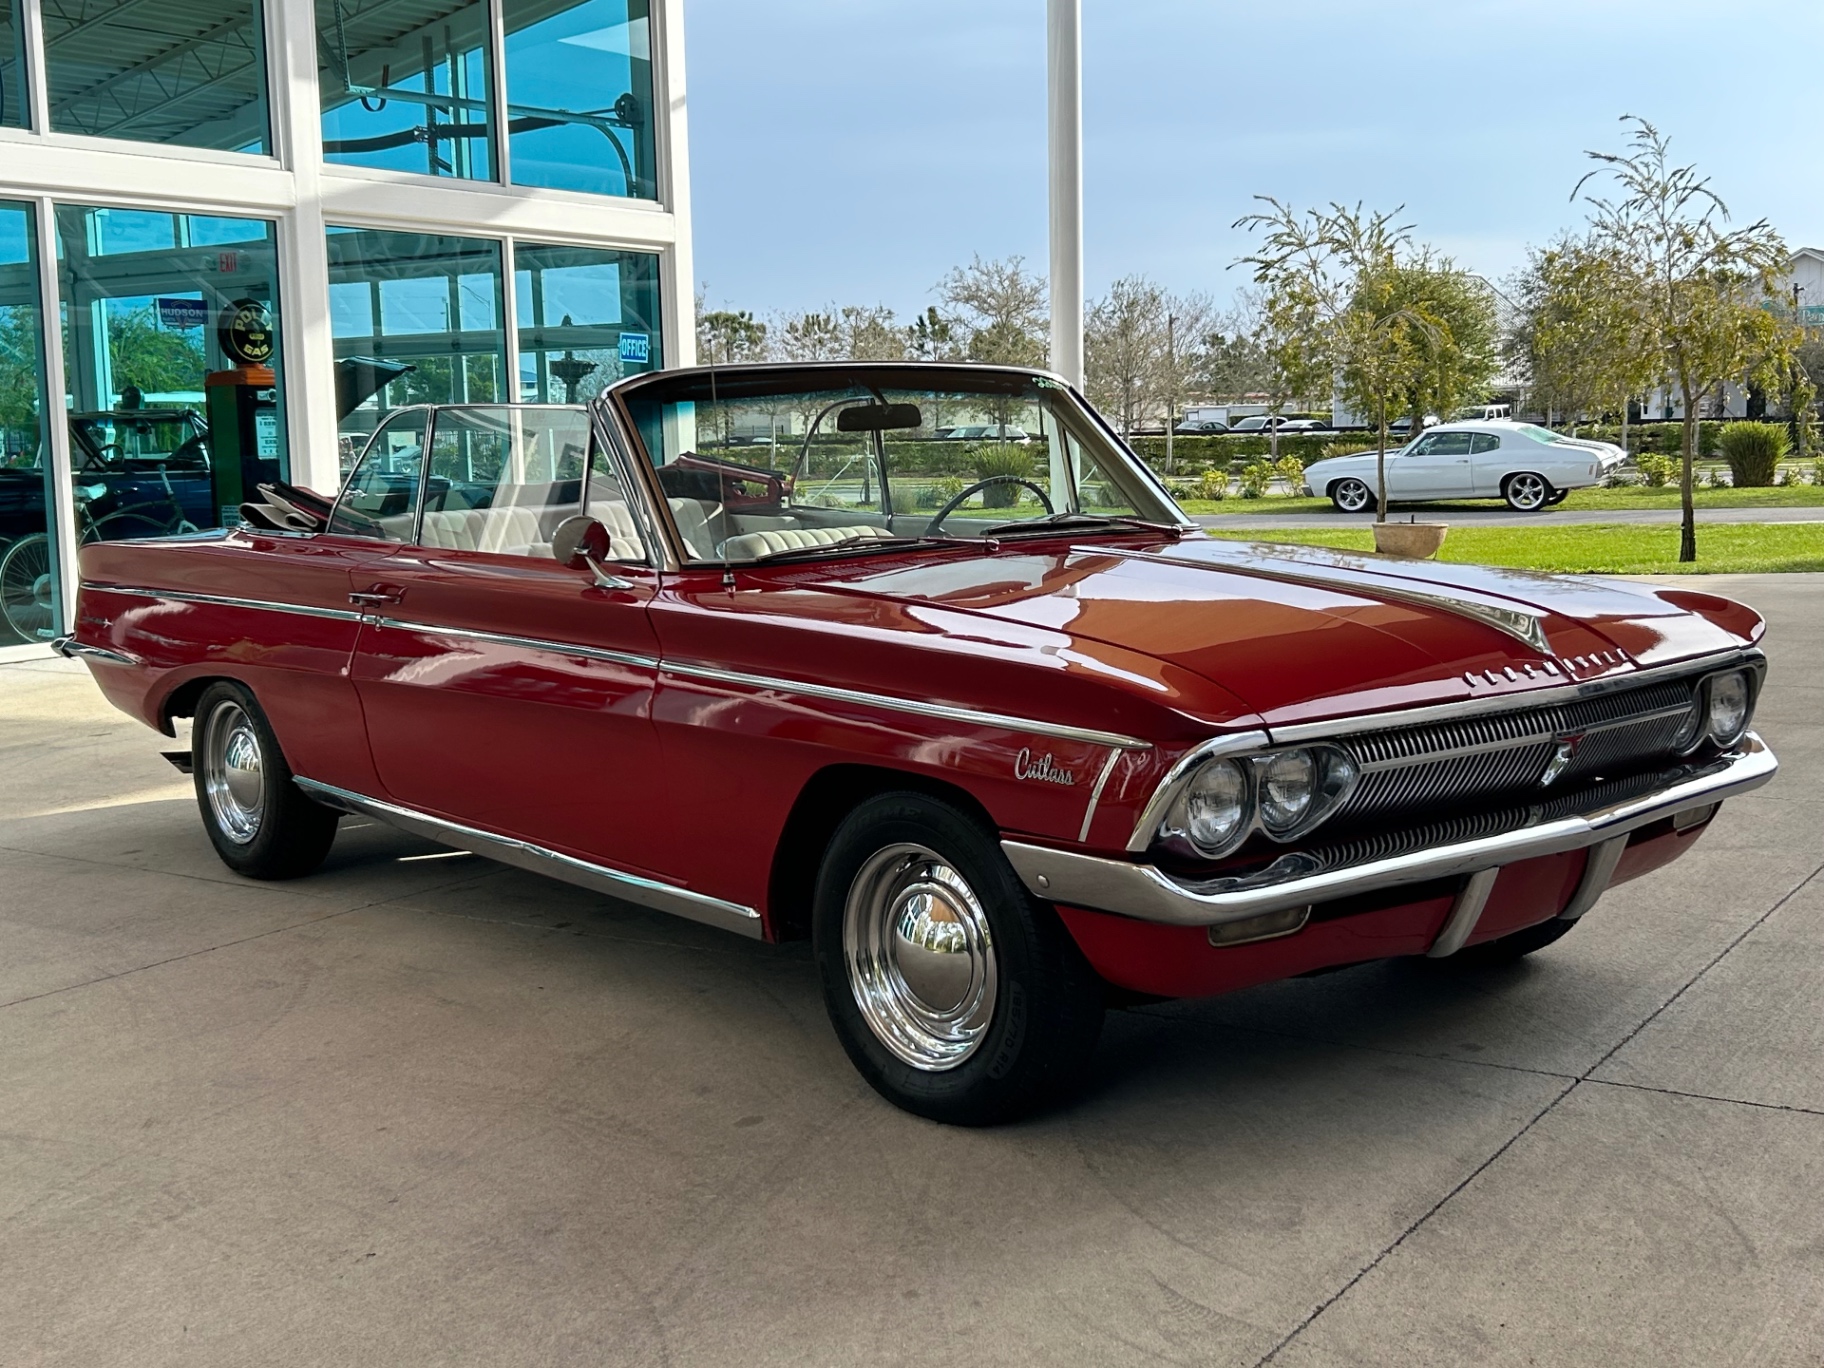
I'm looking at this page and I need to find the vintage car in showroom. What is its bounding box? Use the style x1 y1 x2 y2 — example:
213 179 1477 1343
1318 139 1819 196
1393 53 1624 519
58 363 1774 1124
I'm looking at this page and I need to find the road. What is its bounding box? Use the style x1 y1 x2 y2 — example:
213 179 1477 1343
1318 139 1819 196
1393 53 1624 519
1 577 1819 1367
1198 504 1824 530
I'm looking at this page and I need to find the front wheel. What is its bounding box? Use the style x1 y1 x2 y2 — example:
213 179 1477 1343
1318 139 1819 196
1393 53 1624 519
1503 472 1552 511
1330 477 1373 513
193 681 340 879
813 792 1104 1125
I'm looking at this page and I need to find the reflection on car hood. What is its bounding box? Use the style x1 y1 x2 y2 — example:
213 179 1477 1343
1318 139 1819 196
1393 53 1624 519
827 534 1761 726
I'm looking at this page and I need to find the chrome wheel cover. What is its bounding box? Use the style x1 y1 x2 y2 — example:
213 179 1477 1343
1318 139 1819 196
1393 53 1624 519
1334 479 1370 512
201 701 265 845
1507 472 1548 510
843 843 998 1071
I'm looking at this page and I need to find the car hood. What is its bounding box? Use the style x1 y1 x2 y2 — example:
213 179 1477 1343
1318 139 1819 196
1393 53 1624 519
825 534 1762 728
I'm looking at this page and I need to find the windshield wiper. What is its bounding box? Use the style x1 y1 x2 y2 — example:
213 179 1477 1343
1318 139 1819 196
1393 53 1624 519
743 535 956 566
972 512 1191 539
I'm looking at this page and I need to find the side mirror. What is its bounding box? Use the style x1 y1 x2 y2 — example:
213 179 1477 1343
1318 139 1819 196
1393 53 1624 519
552 515 631 589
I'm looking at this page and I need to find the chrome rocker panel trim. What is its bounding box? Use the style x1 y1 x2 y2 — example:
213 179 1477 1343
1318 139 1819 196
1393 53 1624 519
293 778 764 939
1003 734 1775 928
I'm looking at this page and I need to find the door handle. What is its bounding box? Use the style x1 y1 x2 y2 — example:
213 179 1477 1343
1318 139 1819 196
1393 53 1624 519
349 588 404 606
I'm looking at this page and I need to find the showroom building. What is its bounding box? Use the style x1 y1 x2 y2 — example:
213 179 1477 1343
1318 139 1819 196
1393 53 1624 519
0 0 694 657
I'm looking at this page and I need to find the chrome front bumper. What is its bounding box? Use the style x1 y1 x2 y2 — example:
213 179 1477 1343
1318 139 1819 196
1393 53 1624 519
1002 734 1776 928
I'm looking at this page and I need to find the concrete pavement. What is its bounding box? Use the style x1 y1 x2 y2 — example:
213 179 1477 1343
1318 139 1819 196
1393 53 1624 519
1198 504 1824 530
1 576 1819 1366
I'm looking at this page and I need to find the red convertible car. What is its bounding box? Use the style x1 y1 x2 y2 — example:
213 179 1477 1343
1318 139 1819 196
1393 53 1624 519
59 363 1775 1123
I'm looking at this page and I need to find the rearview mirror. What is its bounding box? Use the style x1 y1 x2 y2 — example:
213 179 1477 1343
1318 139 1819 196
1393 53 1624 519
836 402 923 432
552 515 630 589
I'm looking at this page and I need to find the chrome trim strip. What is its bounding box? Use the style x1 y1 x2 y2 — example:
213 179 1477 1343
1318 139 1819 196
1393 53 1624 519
1123 730 1272 852
1107 546 1555 653
1267 649 1758 744
369 618 659 671
1557 835 1629 922
1077 748 1126 843
51 635 137 666
293 778 764 939
1427 868 1500 958
1006 734 1776 928
82 583 365 623
660 660 1153 752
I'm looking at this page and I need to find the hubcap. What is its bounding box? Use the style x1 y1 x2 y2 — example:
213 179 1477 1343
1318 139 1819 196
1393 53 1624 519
202 701 265 845
1510 473 1547 509
843 844 997 1071
1337 480 1369 511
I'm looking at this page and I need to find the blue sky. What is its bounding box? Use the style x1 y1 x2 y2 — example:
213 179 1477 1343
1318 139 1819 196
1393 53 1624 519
683 0 1824 318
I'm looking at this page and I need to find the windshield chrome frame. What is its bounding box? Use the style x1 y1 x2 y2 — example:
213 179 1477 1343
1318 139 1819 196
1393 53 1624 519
596 362 1196 569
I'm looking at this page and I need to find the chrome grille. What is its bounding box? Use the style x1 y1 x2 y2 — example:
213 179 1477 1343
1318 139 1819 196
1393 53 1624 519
1335 677 1699 821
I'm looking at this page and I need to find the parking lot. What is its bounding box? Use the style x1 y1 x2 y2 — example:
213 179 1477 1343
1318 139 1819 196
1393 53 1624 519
2 574 1819 1367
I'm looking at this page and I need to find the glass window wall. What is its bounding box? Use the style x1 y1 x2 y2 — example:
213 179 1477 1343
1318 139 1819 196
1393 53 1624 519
328 227 506 466
54 205 287 544
0 202 57 645
1 1 26 129
503 0 655 199
316 0 494 180
42 1 270 154
515 243 659 402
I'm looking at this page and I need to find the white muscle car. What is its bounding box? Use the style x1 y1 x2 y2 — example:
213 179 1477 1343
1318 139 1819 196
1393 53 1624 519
1304 421 1621 512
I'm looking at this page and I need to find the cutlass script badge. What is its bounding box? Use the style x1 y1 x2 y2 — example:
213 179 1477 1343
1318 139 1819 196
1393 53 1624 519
1014 748 1076 786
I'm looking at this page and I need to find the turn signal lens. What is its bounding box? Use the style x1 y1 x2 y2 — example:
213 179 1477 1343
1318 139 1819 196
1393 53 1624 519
1258 749 1317 833
1184 759 1250 856
1706 671 1750 746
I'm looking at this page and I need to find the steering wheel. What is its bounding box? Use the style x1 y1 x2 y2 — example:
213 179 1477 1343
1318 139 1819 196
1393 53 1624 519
926 476 1054 533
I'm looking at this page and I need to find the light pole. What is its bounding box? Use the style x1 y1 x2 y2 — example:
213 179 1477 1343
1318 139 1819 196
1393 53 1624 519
1048 0 1082 390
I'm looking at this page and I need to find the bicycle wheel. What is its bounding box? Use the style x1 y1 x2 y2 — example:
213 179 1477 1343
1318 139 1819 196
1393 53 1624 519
0 533 56 642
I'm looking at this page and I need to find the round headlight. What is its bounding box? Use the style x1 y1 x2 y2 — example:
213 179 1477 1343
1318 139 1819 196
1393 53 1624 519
1706 671 1750 746
1258 749 1317 834
1183 759 1250 855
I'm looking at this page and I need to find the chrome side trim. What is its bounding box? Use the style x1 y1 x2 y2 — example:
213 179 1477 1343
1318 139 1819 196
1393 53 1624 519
369 618 659 671
1005 734 1776 928
51 635 138 666
1077 748 1126 843
1123 730 1273 852
81 583 365 624
1107 545 1555 653
1427 868 1500 958
1557 835 1628 922
1268 649 1758 744
660 660 1153 752
293 778 764 939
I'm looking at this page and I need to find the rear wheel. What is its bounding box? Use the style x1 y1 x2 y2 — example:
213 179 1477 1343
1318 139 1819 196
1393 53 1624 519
1330 478 1372 513
192 681 339 879
813 792 1103 1125
1502 472 1552 511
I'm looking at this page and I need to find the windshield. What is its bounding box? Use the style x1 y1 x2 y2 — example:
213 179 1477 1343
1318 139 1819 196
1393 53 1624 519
616 368 1182 565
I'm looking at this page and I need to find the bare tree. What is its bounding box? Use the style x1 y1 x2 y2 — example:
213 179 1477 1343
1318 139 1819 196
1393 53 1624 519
837 305 907 360
935 255 1048 368
1085 275 1168 435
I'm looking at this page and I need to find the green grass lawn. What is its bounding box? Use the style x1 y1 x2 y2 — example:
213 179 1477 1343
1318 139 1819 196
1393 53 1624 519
1204 521 1824 574
1177 482 1824 517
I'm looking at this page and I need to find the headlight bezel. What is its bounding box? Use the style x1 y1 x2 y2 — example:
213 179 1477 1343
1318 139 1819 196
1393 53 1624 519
1676 666 1761 755
1152 741 1360 860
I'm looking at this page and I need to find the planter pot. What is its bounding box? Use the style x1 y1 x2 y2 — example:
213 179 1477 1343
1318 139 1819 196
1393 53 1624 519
1373 521 1448 559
